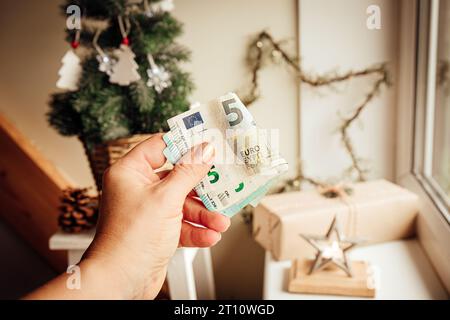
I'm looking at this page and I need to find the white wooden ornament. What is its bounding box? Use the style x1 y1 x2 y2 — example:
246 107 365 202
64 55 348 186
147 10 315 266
56 50 82 91
109 44 141 86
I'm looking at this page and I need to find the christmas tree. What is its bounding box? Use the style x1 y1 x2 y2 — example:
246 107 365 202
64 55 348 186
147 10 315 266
48 0 193 149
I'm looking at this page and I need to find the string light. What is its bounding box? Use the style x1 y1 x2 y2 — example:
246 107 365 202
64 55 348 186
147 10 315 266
240 31 391 186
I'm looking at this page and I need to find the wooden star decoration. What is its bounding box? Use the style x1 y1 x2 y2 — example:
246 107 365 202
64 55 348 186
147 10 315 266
299 215 360 277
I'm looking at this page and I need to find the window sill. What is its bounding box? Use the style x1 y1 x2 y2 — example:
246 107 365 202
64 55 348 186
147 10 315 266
263 239 448 299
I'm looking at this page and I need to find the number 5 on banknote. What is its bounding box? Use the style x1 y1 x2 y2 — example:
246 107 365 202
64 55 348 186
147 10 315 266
208 166 219 184
222 98 243 127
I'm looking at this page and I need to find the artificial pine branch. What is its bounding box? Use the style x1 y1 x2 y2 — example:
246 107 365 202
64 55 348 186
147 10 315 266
47 92 82 136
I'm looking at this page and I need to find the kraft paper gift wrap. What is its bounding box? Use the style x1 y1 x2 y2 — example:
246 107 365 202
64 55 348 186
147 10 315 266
253 179 419 261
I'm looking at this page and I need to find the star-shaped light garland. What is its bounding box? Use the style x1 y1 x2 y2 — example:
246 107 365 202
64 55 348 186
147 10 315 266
300 215 360 277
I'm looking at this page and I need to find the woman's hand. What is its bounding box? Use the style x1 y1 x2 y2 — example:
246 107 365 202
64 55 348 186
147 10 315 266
26 134 230 300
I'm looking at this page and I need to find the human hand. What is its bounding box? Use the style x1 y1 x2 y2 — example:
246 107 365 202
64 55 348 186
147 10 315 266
82 133 230 299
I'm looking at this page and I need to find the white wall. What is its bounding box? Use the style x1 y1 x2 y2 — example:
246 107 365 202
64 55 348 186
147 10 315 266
299 0 399 182
0 0 93 187
173 0 299 179
173 0 299 299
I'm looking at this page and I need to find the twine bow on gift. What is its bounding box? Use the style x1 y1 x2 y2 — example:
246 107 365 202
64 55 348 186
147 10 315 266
317 183 359 238
318 183 353 199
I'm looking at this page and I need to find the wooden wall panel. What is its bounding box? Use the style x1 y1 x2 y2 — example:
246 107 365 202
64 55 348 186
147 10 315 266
0 113 70 271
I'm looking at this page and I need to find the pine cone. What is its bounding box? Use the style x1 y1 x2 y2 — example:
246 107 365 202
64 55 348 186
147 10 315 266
58 188 99 233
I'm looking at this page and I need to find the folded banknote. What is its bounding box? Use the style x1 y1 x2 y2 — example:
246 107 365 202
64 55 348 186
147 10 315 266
163 92 288 217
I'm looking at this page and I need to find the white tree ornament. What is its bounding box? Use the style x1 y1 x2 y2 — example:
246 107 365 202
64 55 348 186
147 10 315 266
97 54 116 75
56 50 82 91
109 44 141 86
145 0 174 17
146 53 171 93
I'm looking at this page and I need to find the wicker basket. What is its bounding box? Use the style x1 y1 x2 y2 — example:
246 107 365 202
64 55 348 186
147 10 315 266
83 134 153 191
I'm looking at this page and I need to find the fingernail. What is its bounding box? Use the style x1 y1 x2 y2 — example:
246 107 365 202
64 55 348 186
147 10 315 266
224 218 231 230
201 143 215 164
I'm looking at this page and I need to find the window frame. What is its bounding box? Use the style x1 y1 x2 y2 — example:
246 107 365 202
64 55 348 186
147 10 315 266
415 0 450 218
396 0 450 292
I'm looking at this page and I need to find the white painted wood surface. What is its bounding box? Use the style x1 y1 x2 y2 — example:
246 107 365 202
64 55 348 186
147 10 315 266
166 247 216 300
49 230 215 300
263 239 448 300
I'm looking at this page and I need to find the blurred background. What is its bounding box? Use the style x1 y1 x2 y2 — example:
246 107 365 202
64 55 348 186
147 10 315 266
0 0 448 299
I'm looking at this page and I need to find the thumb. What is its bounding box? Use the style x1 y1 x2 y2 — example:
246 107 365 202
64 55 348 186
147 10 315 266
161 143 215 197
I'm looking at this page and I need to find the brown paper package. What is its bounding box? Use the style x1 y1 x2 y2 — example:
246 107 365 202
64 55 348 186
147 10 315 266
253 179 419 261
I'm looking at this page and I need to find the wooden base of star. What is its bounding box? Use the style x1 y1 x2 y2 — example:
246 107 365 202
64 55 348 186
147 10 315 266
288 259 376 298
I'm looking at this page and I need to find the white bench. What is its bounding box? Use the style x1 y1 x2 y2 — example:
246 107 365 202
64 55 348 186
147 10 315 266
49 230 216 300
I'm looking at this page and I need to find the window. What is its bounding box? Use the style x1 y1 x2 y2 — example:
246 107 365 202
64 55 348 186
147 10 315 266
414 0 450 222
397 0 450 292
434 1 450 205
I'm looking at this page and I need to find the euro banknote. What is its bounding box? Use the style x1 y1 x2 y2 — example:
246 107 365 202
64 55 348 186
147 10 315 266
163 92 288 217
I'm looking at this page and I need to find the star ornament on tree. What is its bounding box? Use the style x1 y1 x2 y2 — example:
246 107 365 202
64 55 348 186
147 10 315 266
144 0 175 17
300 216 360 277
146 53 172 93
146 66 171 93
97 54 117 76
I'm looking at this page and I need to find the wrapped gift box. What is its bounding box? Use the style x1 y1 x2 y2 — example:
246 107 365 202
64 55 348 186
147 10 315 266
253 179 419 261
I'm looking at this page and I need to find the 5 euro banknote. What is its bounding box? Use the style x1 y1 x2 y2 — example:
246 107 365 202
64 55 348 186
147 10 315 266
163 92 288 217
